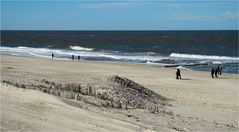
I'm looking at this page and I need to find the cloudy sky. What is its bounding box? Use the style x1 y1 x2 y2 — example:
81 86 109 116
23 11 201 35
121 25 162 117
1 0 238 30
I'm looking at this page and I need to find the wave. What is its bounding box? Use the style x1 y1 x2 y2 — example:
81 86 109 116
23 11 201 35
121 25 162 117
0 46 165 62
1 46 54 59
146 61 179 67
170 53 239 61
1 46 237 70
147 52 157 56
18 46 28 49
70 46 94 51
146 60 209 67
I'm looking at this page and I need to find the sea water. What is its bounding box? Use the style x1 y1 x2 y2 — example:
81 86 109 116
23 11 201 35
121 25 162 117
1 30 238 74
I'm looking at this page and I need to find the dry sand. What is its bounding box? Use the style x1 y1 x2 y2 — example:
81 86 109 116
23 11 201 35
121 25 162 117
1 83 152 131
0 55 238 131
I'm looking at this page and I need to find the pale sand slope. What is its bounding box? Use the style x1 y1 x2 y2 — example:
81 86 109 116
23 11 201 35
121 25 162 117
0 83 154 131
1 55 238 131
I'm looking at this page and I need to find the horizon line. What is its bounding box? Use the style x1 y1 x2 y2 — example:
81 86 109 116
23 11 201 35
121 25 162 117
1 29 238 31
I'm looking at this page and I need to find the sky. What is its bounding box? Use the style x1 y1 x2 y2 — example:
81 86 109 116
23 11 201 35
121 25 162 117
1 0 238 30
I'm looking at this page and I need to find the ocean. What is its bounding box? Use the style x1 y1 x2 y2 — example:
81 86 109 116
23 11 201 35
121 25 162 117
1 30 238 74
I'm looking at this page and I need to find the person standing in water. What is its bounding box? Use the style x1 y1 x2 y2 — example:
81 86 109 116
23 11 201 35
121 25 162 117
72 55 74 60
211 67 215 78
176 68 181 80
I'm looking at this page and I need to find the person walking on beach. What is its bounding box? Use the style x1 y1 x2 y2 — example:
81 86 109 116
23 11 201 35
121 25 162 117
211 67 215 78
176 68 181 80
72 55 74 60
78 55 80 61
51 53 54 59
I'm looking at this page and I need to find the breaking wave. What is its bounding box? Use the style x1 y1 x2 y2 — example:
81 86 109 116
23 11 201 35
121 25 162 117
70 46 94 51
0 46 165 62
170 53 239 61
1 46 238 73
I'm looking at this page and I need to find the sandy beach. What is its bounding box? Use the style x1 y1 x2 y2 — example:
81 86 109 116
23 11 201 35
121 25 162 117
1 54 238 131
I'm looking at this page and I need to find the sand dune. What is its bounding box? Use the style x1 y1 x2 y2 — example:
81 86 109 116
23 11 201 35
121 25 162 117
1 83 154 131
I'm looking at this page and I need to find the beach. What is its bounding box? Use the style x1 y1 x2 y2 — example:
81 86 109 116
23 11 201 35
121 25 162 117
1 54 238 131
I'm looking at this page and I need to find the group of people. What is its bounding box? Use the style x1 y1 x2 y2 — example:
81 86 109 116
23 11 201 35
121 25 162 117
71 55 81 60
175 65 223 80
51 53 81 61
211 65 223 78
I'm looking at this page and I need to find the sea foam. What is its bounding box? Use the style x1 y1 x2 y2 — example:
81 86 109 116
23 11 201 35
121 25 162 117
1 46 238 69
0 46 163 62
170 53 239 61
70 46 94 51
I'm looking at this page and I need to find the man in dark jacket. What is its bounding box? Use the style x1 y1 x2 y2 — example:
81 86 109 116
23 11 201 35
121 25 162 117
176 68 181 80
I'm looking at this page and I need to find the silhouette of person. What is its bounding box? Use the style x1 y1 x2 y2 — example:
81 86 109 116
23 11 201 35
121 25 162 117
176 68 181 80
78 55 80 60
215 67 218 78
72 55 74 60
51 53 54 59
211 67 215 78
219 66 223 75
217 66 220 75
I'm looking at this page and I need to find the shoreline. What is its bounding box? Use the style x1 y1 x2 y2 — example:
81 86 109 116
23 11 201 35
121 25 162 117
1 54 238 131
1 53 238 75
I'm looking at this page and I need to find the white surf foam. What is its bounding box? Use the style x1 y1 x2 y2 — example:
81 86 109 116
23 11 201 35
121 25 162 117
2 46 237 68
0 46 166 62
18 46 28 49
1 46 56 58
212 61 223 64
70 46 94 51
146 60 178 67
170 53 239 61
147 52 157 56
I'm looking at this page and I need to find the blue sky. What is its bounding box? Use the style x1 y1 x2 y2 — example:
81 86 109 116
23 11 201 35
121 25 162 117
1 0 238 30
